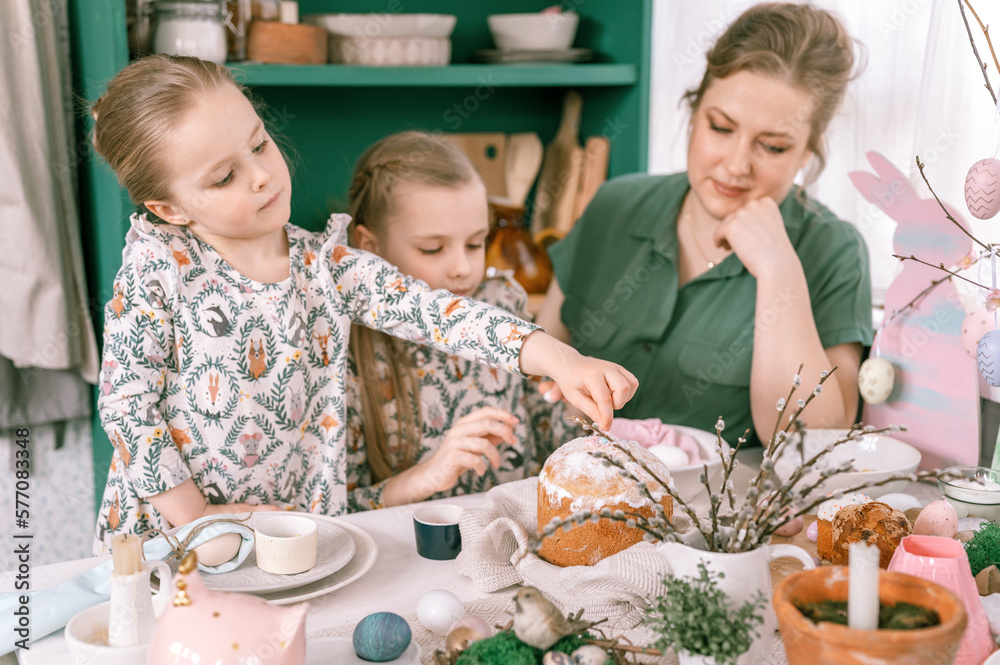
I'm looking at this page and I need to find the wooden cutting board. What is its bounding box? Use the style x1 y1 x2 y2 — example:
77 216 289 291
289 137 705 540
571 135 610 223
530 91 583 236
505 132 543 208
441 132 508 199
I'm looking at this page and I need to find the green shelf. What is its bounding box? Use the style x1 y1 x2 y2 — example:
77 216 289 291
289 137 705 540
227 63 638 87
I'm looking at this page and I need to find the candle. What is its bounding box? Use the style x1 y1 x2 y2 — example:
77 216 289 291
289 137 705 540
848 541 880 630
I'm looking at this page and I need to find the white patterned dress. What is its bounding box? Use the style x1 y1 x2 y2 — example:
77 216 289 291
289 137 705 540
345 273 576 511
93 213 538 553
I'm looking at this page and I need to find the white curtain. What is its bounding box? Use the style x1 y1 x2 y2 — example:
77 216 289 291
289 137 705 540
0 0 99 387
650 0 994 304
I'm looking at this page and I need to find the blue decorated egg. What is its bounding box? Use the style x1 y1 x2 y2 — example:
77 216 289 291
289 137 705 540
978 330 1000 387
352 612 411 662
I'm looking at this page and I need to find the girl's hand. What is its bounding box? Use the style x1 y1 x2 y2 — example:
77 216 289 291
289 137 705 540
519 333 637 431
714 197 797 281
381 407 518 506
414 407 518 496
149 478 280 527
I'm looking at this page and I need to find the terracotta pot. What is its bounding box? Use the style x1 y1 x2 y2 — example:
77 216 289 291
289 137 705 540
774 566 968 665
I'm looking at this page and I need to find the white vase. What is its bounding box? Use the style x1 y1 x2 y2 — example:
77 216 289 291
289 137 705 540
657 541 815 665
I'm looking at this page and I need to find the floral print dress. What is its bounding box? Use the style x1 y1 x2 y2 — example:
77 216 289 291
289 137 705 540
345 272 575 511
94 213 537 553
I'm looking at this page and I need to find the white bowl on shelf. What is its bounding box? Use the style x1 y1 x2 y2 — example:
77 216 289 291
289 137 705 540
772 428 922 503
487 12 579 52
302 13 457 38
327 36 451 66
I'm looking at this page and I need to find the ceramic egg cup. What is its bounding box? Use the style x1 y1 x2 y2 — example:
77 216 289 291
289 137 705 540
65 601 149 665
253 514 319 575
413 504 462 560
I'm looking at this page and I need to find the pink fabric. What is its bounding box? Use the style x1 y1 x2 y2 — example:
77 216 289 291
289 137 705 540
609 418 704 464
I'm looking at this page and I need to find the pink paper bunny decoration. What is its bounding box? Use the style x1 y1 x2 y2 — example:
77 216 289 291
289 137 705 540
149 553 307 665
849 151 979 469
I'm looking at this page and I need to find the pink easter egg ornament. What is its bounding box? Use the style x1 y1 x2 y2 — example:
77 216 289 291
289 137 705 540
977 329 1000 387
965 158 1000 220
962 309 994 359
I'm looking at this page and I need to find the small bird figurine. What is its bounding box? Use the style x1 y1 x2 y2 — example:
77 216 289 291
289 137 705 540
512 587 597 650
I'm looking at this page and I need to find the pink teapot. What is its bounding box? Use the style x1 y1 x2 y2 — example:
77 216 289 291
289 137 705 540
148 553 307 664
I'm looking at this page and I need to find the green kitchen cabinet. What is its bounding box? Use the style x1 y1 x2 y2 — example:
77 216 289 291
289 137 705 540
68 0 652 512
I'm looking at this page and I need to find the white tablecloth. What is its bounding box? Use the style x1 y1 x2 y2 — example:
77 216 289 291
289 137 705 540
3 493 502 665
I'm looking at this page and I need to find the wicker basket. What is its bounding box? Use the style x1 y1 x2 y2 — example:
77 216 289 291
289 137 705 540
327 35 450 66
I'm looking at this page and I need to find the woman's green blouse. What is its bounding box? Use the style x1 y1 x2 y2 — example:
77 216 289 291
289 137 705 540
548 172 874 445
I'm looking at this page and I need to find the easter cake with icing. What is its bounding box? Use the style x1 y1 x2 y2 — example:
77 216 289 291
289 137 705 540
536 435 673 567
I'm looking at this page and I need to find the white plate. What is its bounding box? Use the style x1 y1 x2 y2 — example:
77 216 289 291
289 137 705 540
474 48 593 64
162 512 356 594
257 516 379 605
306 636 421 664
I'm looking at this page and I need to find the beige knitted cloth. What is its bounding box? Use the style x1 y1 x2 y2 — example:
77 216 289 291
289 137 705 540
454 477 680 629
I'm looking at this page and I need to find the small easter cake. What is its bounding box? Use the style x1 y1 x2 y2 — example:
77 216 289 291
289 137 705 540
830 501 911 568
816 491 871 561
537 435 673 567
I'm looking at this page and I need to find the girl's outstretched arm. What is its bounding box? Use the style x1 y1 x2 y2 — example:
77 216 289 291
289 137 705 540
148 479 278 527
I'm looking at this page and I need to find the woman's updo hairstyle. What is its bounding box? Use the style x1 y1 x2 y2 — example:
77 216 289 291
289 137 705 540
683 2 861 183
91 54 243 207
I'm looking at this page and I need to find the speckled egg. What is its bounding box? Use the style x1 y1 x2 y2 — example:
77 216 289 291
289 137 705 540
966 158 1000 220
978 330 1000 387
353 612 411 662
912 498 959 538
962 309 994 359
774 515 804 537
878 493 924 514
647 443 689 467
542 651 575 665
572 644 611 665
858 357 895 405
416 589 465 635
806 520 819 542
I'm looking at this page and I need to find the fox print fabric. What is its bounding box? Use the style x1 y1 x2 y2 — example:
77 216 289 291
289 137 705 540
94 213 536 552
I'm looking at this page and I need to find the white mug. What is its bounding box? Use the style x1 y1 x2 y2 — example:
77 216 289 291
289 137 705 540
254 515 318 575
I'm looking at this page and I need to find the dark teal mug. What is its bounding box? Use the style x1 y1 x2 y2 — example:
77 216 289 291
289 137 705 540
413 504 463 560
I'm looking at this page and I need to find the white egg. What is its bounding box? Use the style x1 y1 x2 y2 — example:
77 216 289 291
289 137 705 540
647 444 689 467
192 532 243 567
877 493 923 514
447 615 492 641
417 589 465 635
571 644 610 665
858 357 894 405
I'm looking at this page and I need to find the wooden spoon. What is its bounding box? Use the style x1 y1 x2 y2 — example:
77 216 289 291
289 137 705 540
504 132 543 208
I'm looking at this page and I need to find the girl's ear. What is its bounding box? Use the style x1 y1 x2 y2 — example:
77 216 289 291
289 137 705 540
144 200 189 226
353 224 381 253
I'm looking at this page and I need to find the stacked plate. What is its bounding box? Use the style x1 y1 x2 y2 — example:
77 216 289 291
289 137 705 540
474 48 593 64
164 513 378 605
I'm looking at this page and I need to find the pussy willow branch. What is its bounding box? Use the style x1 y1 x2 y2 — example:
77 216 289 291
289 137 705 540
893 254 993 291
765 363 803 457
961 0 999 103
916 156 991 251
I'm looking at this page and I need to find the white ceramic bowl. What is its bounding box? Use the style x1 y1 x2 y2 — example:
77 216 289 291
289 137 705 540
772 429 922 503
487 12 579 52
65 601 148 665
938 466 1000 520
303 13 457 38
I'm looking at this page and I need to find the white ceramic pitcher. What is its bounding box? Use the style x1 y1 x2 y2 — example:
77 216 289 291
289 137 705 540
657 541 815 665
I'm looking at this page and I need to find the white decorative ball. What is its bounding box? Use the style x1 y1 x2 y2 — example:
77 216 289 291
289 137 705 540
978 329 1000 387
416 589 465 635
858 357 895 405
966 158 1000 220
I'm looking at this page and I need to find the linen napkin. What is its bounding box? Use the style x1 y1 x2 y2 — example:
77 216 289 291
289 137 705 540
455 477 685 629
0 513 255 654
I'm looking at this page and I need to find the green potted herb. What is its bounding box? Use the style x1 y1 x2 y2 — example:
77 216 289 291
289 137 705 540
646 561 766 665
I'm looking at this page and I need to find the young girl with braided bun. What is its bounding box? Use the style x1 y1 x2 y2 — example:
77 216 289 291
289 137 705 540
90 56 636 551
344 132 575 510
